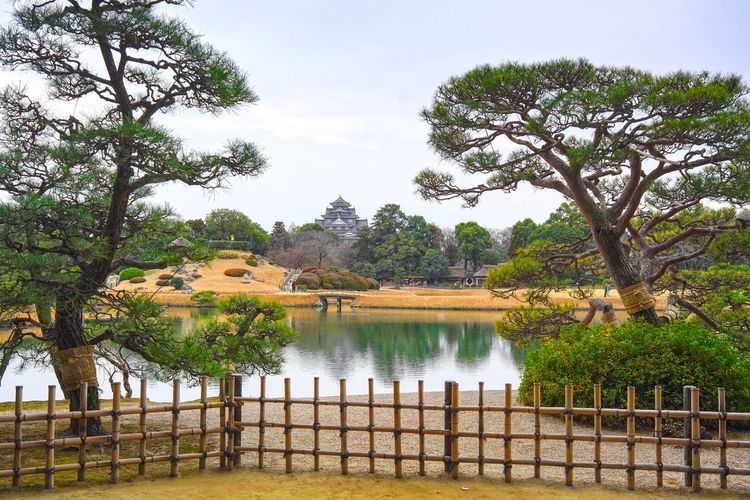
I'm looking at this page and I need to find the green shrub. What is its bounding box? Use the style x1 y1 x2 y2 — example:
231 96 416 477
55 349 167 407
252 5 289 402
217 250 240 259
297 272 321 289
155 279 170 287
322 283 334 290
119 267 144 281
224 268 250 277
207 240 254 252
302 265 319 273
519 321 750 428
129 276 146 284
170 277 185 289
191 290 218 306
327 266 340 273
297 284 308 292
268 261 274 266
366 278 380 290
245 258 258 267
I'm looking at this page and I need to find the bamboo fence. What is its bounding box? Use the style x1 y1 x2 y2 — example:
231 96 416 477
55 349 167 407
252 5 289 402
0 377 228 490
233 376 750 493
2 375 750 494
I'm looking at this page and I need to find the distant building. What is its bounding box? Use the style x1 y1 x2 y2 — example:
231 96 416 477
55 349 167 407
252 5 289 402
314 196 368 241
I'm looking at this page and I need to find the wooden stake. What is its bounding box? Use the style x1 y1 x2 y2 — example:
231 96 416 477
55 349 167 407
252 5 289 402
139 379 147 476
478 381 484 476
199 376 208 471
312 376 318 471
393 380 402 478
259 376 267 469
719 387 727 489
340 378 349 475
226 377 235 471
13 386 22 487
691 386 701 492
111 382 121 484
655 385 663 487
594 384 602 484
626 386 635 490
284 377 292 473
233 374 242 468
504 383 512 483
219 378 226 470
368 378 375 474
564 384 573 486
170 379 180 478
45 385 55 491
533 383 541 479
418 380 425 476
78 382 88 482
450 382 459 480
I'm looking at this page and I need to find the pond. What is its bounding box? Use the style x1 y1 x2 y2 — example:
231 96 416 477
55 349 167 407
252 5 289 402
0 308 529 402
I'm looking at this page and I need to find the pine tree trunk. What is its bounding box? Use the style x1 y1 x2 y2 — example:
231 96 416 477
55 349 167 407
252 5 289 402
591 225 660 325
55 300 105 436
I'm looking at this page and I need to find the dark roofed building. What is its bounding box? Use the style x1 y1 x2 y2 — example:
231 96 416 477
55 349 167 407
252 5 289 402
314 196 368 241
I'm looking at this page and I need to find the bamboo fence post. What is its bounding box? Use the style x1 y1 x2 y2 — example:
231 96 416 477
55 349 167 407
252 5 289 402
284 377 292 473
233 374 243 468
443 380 454 472
683 385 694 487
219 378 226 470
310 377 318 471
368 378 375 474
478 381 484 476
450 382 459 480
226 377 235 471
594 384 602 484
170 379 180 478
504 383 512 483
77 382 88 482
199 376 208 471
564 384 573 487
655 385 663 487
111 382 121 484
139 379 147 476
626 386 635 490
13 386 22 487
418 380 425 476
533 383 541 479
45 385 56 491
260 375 267 469
690 386 701 492
393 380 402 478
719 387 727 489
340 378 349 475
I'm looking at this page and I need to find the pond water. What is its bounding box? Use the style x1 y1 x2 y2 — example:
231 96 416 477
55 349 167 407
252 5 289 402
0 308 529 402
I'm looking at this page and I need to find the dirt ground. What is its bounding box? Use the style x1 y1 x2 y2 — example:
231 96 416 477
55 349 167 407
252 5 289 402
118 257 666 312
5 469 724 499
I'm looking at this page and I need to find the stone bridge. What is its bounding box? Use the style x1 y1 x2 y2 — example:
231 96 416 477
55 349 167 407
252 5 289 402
315 293 358 311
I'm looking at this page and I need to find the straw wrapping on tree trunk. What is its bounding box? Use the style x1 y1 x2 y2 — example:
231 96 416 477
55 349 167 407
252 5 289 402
619 283 656 315
55 346 98 391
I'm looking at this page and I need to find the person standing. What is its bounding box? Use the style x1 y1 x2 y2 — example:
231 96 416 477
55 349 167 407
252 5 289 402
604 282 611 297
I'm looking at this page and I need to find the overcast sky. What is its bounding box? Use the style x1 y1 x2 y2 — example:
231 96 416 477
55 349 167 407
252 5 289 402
1 0 749 231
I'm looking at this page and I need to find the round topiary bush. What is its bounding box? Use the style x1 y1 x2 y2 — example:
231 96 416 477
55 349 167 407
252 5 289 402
519 321 750 428
191 290 218 306
366 278 380 290
155 279 170 287
245 258 258 267
224 268 250 277
119 267 144 281
129 276 146 284
170 277 184 289
217 250 240 259
158 273 173 280
297 272 321 290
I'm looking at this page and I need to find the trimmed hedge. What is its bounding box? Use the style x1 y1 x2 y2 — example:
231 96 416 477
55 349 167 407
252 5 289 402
519 321 750 428
158 273 173 280
224 268 250 278
217 250 240 259
155 279 170 287
129 276 146 284
119 267 144 281
191 290 218 305
207 240 254 251
246 258 258 267
296 268 378 291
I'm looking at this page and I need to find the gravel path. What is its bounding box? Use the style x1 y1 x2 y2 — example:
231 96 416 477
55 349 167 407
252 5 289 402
164 389 750 494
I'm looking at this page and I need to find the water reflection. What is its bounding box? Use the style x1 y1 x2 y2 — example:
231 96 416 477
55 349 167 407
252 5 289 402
0 308 527 401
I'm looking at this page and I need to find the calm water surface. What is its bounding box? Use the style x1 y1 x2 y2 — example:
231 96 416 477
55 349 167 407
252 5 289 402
1 308 528 402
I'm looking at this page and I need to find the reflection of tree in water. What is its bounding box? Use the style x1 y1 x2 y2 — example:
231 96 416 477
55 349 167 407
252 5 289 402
452 322 494 365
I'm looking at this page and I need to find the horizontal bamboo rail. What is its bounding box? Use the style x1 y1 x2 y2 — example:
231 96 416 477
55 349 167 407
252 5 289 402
234 377 750 493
